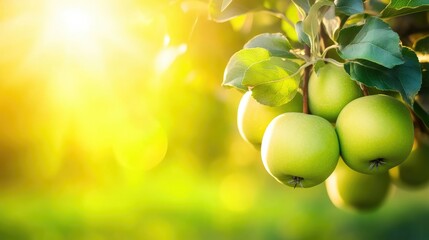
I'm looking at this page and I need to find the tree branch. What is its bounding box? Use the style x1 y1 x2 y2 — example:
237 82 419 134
303 45 311 114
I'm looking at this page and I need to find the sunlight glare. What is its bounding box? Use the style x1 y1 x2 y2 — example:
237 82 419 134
55 7 94 36
0 0 172 179
39 2 111 55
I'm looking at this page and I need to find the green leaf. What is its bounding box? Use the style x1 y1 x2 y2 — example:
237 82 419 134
244 33 295 58
281 4 300 43
291 0 315 15
337 17 403 68
380 0 429 18
242 57 301 106
303 0 334 53
295 21 311 46
322 6 340 41
414 35 429 54
222 48 271 91
334 0 364 16
209 0 261 22
344 47 422 106
413 101 429 129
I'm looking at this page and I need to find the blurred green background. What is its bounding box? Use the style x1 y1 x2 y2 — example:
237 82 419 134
1 0 429 239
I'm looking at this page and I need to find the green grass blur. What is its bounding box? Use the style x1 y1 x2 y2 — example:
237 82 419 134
0 1 429 239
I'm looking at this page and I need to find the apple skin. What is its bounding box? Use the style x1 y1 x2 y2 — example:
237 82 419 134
308 63 363 122
390 131 429 189
326 159 391 212
261 112 339 188
237 91 302 148
336 95 414 174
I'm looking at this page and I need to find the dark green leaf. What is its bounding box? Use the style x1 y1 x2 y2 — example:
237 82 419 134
344 47 422 106
222 48 271 91
209 0 261 22
413 101 429 129
334 0 364 16
414 35 429 54
244 33 296 58
242 57 301 106
380 0 429 18
295 21 311 46
337 17 403 68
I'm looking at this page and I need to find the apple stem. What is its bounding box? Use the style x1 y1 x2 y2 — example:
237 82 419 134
303 45 311 114
369 158 386 170
289 176 304 189
359 83 369 96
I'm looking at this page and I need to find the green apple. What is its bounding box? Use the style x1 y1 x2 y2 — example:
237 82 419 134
326 159 391 212
336 94 414 174
237 91 302 148
261 112 339 188
390 131 429 189
308 63 363 122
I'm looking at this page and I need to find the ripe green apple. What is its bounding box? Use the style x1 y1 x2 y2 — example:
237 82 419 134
308 63 363 122
336 94 414 174
237 91 302 148
261 112 339 188
390 131 429 189
326 159 391 212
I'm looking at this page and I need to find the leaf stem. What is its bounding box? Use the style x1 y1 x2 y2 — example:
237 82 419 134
323 58 343 67
321 45 339 58
303 45 311 114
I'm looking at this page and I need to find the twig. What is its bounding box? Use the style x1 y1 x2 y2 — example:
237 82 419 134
303 45 311 114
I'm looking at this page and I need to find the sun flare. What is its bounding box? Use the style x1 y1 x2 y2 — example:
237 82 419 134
0 0 171 175
53 7 94 36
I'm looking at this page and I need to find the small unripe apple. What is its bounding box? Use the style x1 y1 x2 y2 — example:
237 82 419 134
308 63 363 122
390 130 429 189
237 91 302 148
336 95 414 174
326 159 391 212
261 112 339 188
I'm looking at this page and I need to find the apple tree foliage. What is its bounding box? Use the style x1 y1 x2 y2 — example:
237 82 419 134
209 0 429 210
214 0 429 128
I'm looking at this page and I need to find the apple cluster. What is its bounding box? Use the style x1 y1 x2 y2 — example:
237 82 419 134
237 63 429 212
